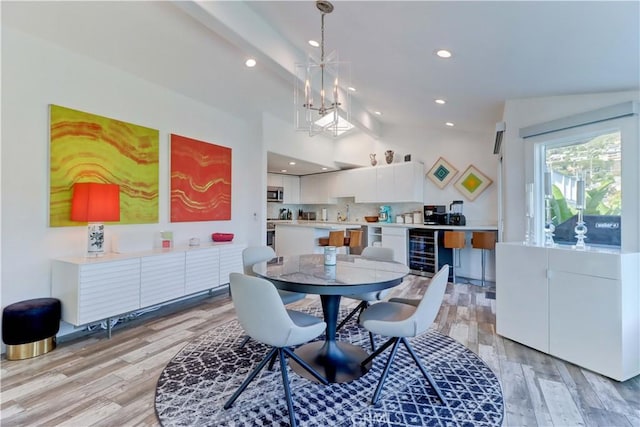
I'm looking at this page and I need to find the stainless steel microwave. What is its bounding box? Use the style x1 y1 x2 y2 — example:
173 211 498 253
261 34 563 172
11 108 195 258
267 186 283 202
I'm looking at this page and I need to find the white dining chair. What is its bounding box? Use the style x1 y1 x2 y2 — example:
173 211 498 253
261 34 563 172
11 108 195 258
224 273 328 427
358 264 449 405
243 246 307 304
335 246 395 350
239 246 307 348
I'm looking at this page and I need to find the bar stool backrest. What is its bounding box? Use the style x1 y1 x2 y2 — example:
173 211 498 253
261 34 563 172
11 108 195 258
472 231 496 250
328 230 345 247
444 231 466 249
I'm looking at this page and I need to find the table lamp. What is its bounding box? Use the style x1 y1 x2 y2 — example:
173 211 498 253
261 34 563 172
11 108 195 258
70 183 120 256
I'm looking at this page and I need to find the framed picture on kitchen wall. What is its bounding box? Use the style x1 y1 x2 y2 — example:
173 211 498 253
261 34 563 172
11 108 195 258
454 165 493 201
426 156 458 189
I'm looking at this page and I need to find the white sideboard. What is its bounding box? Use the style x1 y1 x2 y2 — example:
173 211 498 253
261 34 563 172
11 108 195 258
496 242 640 381
52 242 245 331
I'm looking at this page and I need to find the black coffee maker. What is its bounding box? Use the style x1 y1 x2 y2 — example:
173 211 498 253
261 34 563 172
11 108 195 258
448 200 466 226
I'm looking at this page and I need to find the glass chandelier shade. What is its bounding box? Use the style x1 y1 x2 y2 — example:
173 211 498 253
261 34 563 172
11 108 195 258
294 1 352 138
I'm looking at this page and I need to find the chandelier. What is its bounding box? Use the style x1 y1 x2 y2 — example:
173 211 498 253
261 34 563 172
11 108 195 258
294 0 353 138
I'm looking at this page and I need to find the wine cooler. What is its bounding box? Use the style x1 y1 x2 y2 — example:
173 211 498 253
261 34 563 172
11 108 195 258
408 229 453 280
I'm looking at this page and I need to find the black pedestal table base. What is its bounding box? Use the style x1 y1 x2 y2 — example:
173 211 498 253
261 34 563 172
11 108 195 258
290 340 372 383
290 294 372 383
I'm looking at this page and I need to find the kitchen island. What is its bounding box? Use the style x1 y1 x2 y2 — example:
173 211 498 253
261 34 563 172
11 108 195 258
273 220 498 263
274 222 363 256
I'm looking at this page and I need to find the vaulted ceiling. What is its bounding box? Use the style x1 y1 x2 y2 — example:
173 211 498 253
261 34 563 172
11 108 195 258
4 1 639 139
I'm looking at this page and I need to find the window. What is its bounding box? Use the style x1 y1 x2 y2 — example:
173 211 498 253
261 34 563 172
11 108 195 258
538 129 621 247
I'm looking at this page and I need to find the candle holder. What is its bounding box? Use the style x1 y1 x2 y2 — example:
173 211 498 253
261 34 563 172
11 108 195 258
544 194 555 247
573 208 588 250
524 183 536 245
573 173 587 250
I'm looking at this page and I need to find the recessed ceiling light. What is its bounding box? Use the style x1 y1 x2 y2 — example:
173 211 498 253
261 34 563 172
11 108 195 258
374 111 382 116
281 169 287 173
288 161 296 165
445 122 455 127
308 40 320 47
348 87 356 92
435 99 446 105
245 58 256 67
436 49 452 58
321 167 328 171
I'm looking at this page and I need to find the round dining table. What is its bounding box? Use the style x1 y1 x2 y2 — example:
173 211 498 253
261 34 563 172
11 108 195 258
252 253 410 383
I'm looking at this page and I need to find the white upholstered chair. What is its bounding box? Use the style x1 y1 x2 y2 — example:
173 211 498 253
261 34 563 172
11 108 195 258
335 246 395 350
242 246 306 304
358 264 449 405
238 246 307 349
224 273 327 427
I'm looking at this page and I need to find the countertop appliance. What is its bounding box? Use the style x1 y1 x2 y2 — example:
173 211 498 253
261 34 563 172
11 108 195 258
267 186 283 202
379 205 392 223
423 205 446 225
447 200 466 226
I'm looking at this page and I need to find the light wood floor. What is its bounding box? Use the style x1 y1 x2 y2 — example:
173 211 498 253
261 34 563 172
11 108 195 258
1 275 639 426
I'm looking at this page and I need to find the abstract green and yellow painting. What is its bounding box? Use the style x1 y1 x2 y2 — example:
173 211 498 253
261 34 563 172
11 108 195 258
49 105 159 226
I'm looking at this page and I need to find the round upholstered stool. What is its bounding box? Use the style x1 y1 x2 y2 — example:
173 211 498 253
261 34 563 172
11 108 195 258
2 298 61 360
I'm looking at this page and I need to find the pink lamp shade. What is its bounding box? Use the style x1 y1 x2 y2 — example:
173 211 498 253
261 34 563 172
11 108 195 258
71 183 120 222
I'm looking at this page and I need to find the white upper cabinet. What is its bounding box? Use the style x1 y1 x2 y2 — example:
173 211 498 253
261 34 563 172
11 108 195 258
300 173 337 204
267 173 283 187
390 161 424 202
295 162 424 205
353 162 424 203
282 175 300 204
268 173 300 204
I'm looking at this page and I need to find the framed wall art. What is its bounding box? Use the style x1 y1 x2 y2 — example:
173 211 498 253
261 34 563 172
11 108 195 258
426 157 458 189
454 165 493 201
49 104 159 227
170 133 232 222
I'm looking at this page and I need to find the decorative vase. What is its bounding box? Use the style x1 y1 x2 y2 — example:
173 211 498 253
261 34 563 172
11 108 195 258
385 150 394 164
369 153 377 166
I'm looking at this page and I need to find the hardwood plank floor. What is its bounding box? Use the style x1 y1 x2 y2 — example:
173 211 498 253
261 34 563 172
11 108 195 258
2 275 638 426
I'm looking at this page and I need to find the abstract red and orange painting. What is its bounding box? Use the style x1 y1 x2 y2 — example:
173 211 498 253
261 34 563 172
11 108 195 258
170 134 232 222
49 105 159 227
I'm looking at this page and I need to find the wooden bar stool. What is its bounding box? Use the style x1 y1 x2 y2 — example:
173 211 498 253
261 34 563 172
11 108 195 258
318 230 345 246
443 231 466 283
347 230 363 254
472 231 496 287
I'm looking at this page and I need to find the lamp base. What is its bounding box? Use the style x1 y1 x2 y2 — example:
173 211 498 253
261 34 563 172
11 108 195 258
86 223 106 256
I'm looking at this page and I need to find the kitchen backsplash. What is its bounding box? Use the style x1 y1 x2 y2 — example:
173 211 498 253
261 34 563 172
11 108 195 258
268 198 422 223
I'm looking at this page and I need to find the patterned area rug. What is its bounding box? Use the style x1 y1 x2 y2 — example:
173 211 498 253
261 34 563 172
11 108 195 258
155 307 504 426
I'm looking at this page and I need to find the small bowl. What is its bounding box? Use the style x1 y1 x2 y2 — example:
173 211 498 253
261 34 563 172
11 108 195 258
364 216 379 223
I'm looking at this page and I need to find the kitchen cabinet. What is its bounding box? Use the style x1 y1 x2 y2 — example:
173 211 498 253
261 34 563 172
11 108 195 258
267 173 283 188
350 167 377 202
381 226 408 265
366 225 382 247
331 169 357 198
282 175 300 204
300 173 336 204
268 173 300 204
496 242 640 381
52 242 246 330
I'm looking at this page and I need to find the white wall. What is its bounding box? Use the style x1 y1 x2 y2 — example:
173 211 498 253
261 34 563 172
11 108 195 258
1 28 265 334
501 90 640 247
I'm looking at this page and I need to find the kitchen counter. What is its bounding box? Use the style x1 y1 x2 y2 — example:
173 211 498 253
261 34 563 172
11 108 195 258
270 219 498 231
